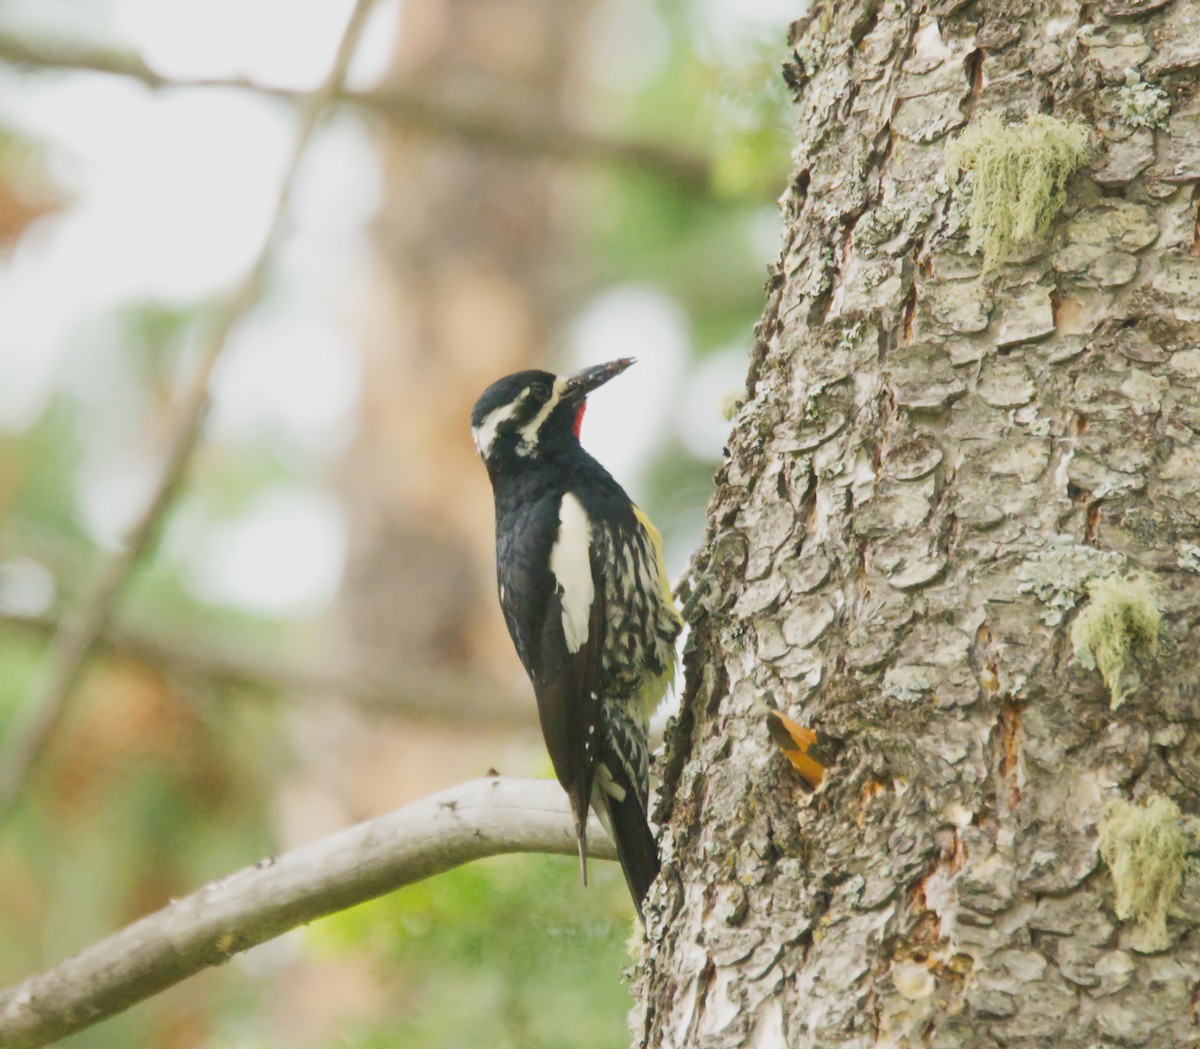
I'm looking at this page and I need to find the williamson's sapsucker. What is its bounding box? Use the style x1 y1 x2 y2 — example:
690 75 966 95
470 358 681 921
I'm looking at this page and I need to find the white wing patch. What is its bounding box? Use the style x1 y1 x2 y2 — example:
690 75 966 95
550 492 594 653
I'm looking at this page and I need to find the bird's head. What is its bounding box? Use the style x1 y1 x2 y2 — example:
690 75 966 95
470 358 633 470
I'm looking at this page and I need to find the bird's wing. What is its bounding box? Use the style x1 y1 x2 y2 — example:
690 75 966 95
501 490 606 879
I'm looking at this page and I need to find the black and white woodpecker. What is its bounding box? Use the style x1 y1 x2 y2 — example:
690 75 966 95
470 358 681 920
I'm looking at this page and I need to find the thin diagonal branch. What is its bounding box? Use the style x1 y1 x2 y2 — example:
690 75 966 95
0 32 713 190
0 0 379 825
0 608 535 727
0 777 617 1049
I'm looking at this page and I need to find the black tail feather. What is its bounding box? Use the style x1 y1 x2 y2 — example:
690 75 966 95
600 789 660 922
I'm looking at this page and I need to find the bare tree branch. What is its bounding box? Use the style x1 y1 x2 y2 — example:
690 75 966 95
0 777 617 1049
0 32 713 191
0 609 536 727
0 0 380 825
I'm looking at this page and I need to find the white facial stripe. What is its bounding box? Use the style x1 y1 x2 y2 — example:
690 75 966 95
472 399 523 458
517 377 566 454
550 492 594 653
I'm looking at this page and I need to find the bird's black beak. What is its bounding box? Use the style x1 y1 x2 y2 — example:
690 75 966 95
563 357 635 400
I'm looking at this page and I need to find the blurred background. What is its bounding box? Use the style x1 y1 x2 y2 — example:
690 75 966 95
0 0 793 1045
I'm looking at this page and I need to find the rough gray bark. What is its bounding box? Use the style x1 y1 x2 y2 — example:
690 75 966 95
636 2 1200 1047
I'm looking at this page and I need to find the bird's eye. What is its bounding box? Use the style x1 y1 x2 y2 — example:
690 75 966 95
529 382 551 402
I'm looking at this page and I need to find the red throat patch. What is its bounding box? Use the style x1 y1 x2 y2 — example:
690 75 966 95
573 401 587 438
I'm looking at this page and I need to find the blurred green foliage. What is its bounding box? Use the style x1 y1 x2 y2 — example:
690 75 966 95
0 0 794 1046
306 855 635 1049
0 633 279 1049
707 40 796 198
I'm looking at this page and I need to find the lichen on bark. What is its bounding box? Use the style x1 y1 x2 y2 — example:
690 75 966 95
948 112 1091 269
1070 573 1161 709
1098 795 1191 952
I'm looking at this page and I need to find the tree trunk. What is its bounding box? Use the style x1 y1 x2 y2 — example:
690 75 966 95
637 2 1200 1046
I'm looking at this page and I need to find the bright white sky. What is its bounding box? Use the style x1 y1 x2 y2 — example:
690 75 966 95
0 0 788 618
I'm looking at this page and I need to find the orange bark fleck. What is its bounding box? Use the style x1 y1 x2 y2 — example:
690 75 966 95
766 710 825 789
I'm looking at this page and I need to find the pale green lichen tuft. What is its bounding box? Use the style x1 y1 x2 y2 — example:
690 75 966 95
625 917 646 961
835 320 864 353
720 391 745 421
947 112 1091 270
816 459 843 482
799 244 835 299
1116 69 1170 131
1176 541 1200 572
1070 573 1160 709
1015 536 1124 626
1098 795 1189 952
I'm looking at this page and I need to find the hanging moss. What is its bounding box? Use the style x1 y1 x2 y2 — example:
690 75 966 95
1070 572 1160 709
1098 796 1189 952
947 112 1091 270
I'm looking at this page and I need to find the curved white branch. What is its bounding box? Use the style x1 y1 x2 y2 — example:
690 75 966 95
0 777 615 1049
